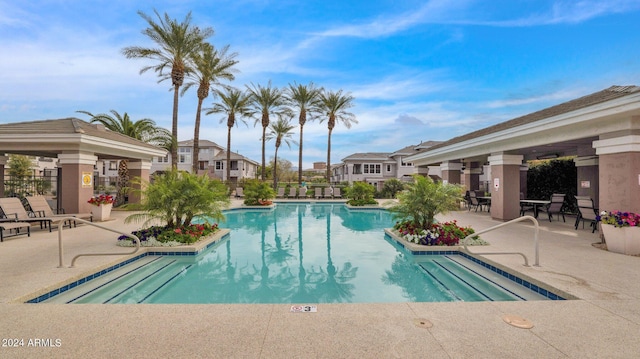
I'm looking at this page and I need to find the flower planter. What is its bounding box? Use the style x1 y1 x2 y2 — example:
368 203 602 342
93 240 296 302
91 203 112 222
602 224 640 255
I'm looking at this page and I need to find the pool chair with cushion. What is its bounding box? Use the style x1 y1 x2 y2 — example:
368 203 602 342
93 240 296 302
299 186 308 199
276 187 285 198
288 187 297 199
235 187 244 198
314 187 323 199
0 218 31 242
323 187 333 199
0 197 69 232
333 187 342 199
25 195 93 226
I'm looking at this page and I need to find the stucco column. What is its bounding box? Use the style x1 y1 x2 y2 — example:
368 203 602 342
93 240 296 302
488 153 523 221
440 161 462 185
58 152 98 214
128 160 152 205
519 164 529 198
593 134 640 213
573 156 599 208
0 156 7 198
462 161 481 191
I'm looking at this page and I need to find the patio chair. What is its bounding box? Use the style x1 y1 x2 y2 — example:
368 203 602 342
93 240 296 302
25 196 93 226
299 186 308 199
519 192 535 216
235 187 244 198
314 188 323 199
276 187 285 198
0 197 68 232
541 193 565 222
323 187 333 199
468 191 484 212
575 196 598 233
333 187 342 199
288 187 297 199
0 218 31 242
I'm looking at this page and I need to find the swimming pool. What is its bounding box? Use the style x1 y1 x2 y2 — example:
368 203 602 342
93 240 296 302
35 203 560 304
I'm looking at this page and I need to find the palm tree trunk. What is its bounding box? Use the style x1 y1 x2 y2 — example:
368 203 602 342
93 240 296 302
261 126 267 181
171 85 180 170
226 125 232 183
273 146 279 189
326 127 333 183
192 97 204 174
298 124 304 185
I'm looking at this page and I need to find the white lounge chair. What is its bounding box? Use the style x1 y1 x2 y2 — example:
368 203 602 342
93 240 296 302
0 197 69 232
0 219 31 242
276 187 285 198
314 188 322 199
25 196 93 225
235 187 244 198
323 187 333 199
333 187 342 198
288 187 297 198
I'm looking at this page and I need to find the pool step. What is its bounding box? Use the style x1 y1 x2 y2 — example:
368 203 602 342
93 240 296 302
43 256 189 304
416 255 546 302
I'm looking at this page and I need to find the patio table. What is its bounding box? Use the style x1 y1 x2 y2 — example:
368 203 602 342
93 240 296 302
478 197 491 212
520 199 550 218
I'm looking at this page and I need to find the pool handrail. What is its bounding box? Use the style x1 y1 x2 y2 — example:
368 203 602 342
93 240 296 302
57 217 140 268
461 215 540 267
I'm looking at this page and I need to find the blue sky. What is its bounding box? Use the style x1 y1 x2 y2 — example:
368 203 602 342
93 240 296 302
2 0 640 169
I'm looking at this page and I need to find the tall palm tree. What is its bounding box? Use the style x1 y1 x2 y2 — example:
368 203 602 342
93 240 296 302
265 117 297 189
76 110 171 206
122 10 212 169
285 82 322 184
246 81 287 181
319 90 357 183
183 43 238 173
205 87 252 183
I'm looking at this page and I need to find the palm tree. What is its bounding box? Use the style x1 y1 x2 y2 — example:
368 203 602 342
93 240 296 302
265 117 297 189
246 81 287 181
76 110 171 206
285 82 322 184
319 90 357 183
183 43 238 173
122 10 212 169
205 87 252 183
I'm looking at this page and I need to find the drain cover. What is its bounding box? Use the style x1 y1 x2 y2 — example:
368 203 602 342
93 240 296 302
502 314 533 329
413 318 433 329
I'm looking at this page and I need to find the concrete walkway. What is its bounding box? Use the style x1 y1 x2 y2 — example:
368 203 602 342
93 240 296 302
1 202 639 358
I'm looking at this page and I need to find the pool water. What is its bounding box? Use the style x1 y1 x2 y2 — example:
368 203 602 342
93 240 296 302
40 203 550 304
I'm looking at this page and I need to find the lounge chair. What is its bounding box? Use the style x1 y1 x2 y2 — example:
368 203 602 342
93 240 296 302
288 187 297 199
0 197 68 232
276 187 285 198
575 196 598 233
314 188 322 199
25 196 93 225
333 187 342 199
299 186 308 199
323 187 333 199
0 219 31 242
541 194 565 222
235 187 244 198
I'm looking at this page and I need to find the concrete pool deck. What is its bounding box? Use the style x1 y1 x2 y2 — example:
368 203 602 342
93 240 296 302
1 200 639 358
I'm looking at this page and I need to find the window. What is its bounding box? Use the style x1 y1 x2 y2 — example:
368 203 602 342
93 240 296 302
109 161 117 170
401 158 413 166
353 164 362 174
179 147 191 153
179 155 190 163
363 164 381 174
198 161 207 170
231 161 239 170
386 164 392 172
157 156 168 163
215 161 224 170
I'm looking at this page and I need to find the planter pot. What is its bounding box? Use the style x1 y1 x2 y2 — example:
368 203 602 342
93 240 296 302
602 224 640 255
91 203 112 222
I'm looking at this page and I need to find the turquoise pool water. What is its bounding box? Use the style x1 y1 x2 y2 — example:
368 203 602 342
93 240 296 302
38 203 554 304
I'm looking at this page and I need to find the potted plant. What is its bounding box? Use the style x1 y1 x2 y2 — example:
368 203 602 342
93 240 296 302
597 210 640 255
88 194 114 221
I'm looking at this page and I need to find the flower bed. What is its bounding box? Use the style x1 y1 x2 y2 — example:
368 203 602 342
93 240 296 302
117 223 219 247
597 210 640 228
392 220 486 246
88 194 114 206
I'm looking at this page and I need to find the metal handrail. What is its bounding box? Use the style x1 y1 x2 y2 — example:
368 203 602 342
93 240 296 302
461 215 540 267
57 217 140 268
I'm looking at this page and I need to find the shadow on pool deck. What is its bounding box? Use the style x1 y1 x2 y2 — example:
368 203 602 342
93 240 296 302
1 203 639 358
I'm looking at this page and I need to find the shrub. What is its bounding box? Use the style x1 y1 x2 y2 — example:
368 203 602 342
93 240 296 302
118 223 219 245
393 220 479 246
243 179 276 205
346 181 377 206
381 178 405 198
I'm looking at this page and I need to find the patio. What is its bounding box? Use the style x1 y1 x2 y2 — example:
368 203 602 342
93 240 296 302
1 203 639 358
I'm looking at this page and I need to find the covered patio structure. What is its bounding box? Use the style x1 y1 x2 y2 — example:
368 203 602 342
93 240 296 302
406 85 640 221
0 118 167 214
